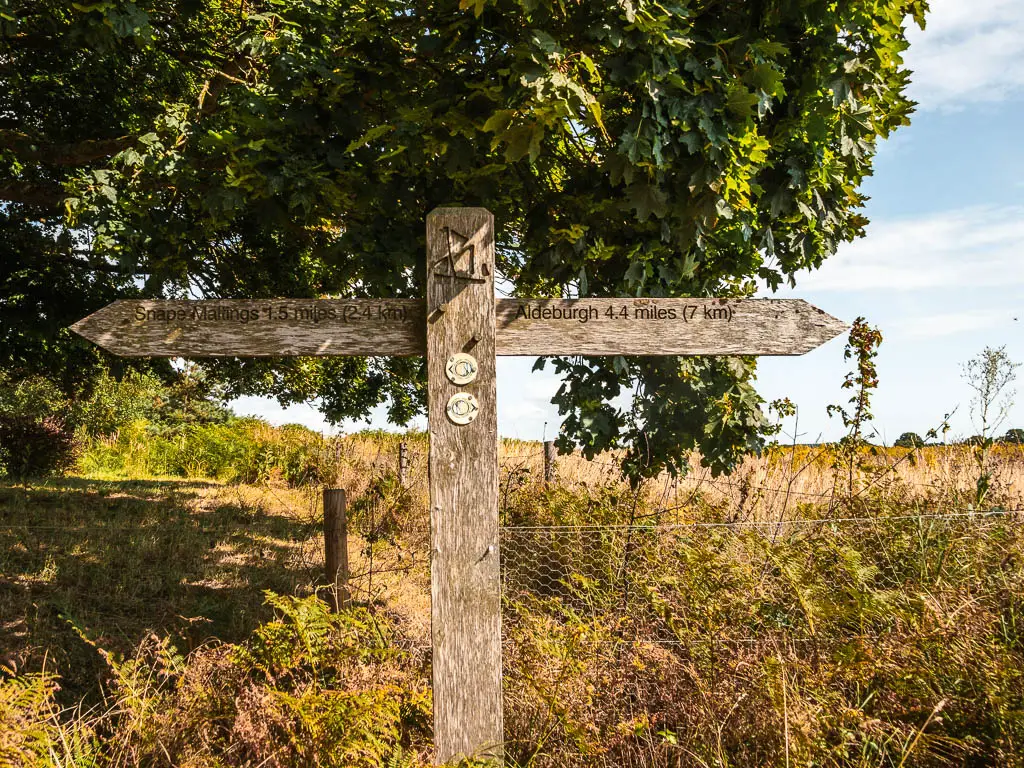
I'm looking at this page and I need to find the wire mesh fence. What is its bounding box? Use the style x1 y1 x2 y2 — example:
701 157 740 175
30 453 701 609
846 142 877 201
500 507 1024 646
497 470 1024 766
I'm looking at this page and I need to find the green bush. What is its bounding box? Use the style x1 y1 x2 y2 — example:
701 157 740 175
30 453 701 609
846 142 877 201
0 373 67 422
74 370 164 437
79 417 336 486
0 413 79 480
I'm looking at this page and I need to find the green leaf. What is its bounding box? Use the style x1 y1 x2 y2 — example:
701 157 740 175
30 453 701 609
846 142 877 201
624 260 645 286
458 0 487 17
499 123 544 163
345 124 394 154
530 30 560 55
749 40 789 61
725 85 759 118
742 63 786 98
481 110 515 134
625 183 668 221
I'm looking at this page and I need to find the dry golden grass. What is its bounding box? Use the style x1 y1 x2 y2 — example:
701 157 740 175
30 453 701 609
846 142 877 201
333 435 1024 524
4 432 1024 767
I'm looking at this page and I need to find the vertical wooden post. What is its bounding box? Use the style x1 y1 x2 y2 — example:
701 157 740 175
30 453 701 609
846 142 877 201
398 441 409 487
426 208 503 764
323 488 349 611
543 441 556 485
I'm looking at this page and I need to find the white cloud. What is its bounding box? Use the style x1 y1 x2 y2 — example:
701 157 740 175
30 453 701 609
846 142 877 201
791 205 1024 292
895 308 1013 339
905 0 1024 108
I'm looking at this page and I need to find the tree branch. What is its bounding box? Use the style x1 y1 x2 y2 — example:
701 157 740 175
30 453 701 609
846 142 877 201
51 251 148 275
0 179 65 207
0 129 137 166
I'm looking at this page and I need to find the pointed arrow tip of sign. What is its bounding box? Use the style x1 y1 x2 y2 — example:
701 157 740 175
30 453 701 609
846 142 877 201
787 300 849 354
69 303 121 349
69 319 92 343
799 300 848 334
825 314 850 338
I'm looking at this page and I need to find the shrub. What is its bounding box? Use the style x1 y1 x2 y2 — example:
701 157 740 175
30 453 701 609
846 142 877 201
0 413 79 480
74 369 164 437
0 669 100 767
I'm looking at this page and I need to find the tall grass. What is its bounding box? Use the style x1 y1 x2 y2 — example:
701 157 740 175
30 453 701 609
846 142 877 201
500 484 1024 767
79 418 336 485
3 423 1023 767
1 594 433 767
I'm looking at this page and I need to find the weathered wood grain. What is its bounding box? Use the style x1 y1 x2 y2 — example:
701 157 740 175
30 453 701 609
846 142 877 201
398 441 409 487
543 440 556 485
72 298 845 358
496 298 848 356
426 208 503 764
70 299 424 357
323 489 349 611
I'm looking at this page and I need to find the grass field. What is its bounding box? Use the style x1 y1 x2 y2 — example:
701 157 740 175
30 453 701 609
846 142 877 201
2 433 1023 766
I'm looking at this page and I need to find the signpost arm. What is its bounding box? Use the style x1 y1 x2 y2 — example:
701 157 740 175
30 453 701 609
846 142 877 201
426 208 503 764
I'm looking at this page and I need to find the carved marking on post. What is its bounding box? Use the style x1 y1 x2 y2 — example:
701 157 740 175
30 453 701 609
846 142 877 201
431 224 490 282
426 208 503 764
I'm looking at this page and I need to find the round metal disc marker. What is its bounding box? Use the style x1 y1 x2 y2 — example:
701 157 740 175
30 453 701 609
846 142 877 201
445 353 479 385
446 392 479 425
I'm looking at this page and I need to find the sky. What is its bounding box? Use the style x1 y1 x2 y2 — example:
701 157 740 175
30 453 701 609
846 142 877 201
235 0 1024 444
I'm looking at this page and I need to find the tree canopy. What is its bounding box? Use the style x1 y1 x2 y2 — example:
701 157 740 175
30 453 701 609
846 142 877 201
894 431 924 449
1 0 927 477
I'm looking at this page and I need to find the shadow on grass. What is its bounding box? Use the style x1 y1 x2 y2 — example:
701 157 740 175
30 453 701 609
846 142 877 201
0 476 322 704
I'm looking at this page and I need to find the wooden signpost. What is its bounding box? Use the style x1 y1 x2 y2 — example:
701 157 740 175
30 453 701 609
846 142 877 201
73 297 845 358
72 207 847 765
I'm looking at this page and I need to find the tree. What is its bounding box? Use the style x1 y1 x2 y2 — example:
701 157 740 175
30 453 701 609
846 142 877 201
894 432 924 448
1 0 928 478
1001 428 1024 445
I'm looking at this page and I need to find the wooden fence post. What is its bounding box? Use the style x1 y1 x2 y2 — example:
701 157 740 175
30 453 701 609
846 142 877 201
543 441 556 485
398 441 409 487
323 488 349 611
